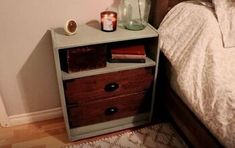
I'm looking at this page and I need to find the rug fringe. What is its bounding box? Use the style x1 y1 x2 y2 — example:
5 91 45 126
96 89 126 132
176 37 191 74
63 129 137 148
62 123 185 148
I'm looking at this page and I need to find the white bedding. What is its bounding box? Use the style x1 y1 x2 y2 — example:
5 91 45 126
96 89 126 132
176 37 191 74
158 2 235 147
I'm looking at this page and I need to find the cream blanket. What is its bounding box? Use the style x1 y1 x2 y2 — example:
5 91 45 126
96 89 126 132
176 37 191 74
213 0 235 47
159 2 235 147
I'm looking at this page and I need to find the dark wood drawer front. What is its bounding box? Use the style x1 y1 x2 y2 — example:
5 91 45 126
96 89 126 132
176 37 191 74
64 67 154 104
67 92 151 128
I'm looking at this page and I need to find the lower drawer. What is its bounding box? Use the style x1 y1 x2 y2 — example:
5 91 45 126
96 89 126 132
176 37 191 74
67 92 151 128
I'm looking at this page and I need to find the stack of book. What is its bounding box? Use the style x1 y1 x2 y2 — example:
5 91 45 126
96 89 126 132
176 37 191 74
109 44 146 63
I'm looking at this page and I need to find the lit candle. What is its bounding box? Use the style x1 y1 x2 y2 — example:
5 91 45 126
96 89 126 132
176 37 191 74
100 11 117 32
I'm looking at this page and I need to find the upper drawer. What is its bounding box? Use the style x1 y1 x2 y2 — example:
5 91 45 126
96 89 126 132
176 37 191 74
64 67 154 104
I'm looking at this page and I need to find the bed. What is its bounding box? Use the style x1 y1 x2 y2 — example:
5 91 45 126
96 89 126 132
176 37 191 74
150 0 235 147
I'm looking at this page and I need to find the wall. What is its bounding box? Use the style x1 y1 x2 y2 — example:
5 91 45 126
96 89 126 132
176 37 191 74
0 0 115 116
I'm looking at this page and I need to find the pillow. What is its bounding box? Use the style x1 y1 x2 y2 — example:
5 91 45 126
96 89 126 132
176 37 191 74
193 0 213 7
212 0 235 48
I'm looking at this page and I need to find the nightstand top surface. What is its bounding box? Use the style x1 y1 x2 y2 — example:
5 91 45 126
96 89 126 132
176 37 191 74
51 23 158 50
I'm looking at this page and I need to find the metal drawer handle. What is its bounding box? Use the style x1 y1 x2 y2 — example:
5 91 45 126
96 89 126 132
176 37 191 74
104 83 119 92
104 107 118 115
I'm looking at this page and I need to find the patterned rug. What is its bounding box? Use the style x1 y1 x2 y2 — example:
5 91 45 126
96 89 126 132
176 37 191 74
64 123 188 148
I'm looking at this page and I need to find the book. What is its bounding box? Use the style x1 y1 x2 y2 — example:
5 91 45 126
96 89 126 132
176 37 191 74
111 54 146 59
109 58 146 63
108 43 146 63
111 44 145 55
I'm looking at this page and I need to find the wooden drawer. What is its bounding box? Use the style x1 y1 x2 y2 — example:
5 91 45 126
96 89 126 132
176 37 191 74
64 67 154 104
67 91 151 128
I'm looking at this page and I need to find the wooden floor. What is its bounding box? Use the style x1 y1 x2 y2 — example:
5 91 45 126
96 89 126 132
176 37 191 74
0 118 68 147
0 118 145 148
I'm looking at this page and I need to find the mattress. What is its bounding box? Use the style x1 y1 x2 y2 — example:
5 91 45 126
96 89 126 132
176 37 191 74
158 2 235 147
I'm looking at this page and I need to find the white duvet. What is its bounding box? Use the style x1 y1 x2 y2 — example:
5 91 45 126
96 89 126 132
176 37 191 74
158 2 235 147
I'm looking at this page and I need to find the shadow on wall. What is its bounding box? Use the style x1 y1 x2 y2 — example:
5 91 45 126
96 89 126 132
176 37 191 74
110 0 120 10
14 0 119 116
17 31 60 113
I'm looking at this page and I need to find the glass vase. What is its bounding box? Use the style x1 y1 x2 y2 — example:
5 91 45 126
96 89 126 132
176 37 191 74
119 0 151 31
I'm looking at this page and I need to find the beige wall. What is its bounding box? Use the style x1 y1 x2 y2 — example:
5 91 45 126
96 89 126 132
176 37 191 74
0 0 115 116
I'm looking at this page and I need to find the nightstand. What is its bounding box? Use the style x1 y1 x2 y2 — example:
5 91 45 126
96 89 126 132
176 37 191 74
51 24 159 141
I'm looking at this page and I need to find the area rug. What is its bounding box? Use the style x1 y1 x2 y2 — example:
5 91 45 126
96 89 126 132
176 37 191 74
64 123 188 148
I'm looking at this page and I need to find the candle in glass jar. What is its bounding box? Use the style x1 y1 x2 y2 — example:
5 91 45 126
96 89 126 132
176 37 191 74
100 11 117 32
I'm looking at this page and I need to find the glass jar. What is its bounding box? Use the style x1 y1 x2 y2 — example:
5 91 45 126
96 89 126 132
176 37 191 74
118 0 151 31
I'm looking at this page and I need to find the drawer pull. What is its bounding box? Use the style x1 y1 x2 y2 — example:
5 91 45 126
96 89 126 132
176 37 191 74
104 83 119 92
105 107 118 115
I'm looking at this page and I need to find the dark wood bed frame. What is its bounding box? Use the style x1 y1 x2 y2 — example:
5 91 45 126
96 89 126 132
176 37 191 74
149 0 223 147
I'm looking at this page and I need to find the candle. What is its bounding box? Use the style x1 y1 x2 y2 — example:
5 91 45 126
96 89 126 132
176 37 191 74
100 11 117 32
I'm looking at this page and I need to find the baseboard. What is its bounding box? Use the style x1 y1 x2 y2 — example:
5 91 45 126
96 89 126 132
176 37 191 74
0 94 9 127
8 107 63 126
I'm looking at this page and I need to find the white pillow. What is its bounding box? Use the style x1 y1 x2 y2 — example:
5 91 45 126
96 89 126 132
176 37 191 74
193 0 213 7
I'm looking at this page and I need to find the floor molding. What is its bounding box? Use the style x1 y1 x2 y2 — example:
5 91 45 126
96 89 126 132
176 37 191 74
8 107 63 126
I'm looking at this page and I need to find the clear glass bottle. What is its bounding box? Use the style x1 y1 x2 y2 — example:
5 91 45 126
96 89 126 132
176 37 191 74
123 0 151 31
